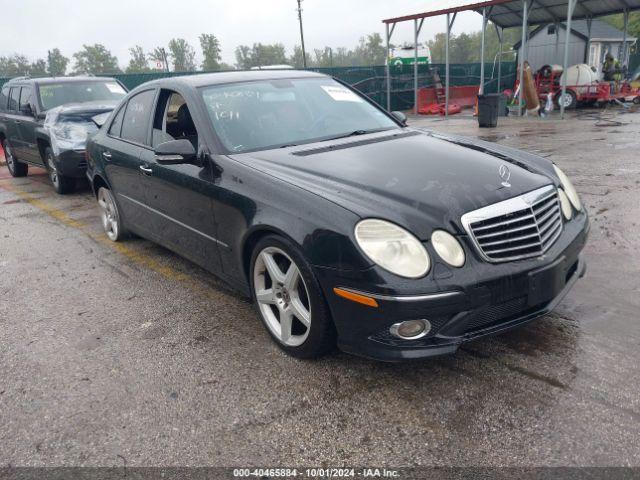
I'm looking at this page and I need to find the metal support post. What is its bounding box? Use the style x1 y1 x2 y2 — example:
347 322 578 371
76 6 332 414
560 0 577 119
480 7 487 95
445 13 456 118
518 0 528 116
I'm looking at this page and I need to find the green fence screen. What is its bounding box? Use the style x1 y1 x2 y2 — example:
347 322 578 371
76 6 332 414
0 62 517 111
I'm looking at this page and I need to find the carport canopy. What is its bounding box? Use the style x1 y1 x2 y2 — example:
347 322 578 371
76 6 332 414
384 0 640 29
382 0 640 118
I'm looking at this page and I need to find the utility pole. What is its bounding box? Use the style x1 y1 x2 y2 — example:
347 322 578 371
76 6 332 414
296 0 307 68
161 48 170 72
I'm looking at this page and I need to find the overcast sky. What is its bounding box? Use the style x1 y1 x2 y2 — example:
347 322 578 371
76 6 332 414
4 0 482 68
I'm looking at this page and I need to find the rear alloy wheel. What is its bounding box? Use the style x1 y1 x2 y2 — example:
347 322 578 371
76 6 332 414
97 187 125 242
251 236 335 358
3 139 28 177
45 147 74 194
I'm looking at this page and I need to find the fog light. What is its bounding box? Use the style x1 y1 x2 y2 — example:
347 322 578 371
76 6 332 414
390 319 431 339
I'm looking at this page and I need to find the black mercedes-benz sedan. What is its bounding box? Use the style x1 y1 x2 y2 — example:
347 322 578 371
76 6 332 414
85 70 589 361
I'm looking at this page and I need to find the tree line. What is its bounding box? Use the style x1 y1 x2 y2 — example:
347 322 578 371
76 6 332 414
0 34 383 77
0 32 391 78
0 34 231 77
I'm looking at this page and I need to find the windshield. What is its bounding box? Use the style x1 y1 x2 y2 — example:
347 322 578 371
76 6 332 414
201 77 399 153
39 81 127 111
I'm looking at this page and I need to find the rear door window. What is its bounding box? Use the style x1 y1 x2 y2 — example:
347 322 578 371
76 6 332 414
19 87 33 113
121 90 155 145
9 87 20 111
109 105 126 137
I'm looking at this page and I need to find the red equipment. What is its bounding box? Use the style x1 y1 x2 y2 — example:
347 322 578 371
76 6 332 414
533 65 640 108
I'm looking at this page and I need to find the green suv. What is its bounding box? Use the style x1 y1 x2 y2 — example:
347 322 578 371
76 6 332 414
0 76 127 193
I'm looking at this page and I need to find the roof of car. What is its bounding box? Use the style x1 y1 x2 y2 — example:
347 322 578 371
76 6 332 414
138 69 327 90
5 76 117 85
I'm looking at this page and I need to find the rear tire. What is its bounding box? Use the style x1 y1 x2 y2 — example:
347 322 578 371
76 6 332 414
250 235 336 359
45 147 75 194
2 139 28 177
97 187 126 242
555 90 577 109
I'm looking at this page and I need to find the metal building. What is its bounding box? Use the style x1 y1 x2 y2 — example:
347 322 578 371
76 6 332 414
382 0 640 119
515 19 637 73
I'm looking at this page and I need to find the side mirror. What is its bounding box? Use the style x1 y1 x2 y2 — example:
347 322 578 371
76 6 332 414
20 104 34 117
391 111 407 126
154 139 197 165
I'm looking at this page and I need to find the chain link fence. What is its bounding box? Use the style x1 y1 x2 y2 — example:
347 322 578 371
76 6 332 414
0 62 518 111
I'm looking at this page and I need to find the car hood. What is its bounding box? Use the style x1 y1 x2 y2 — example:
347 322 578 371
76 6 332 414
230 129 558 239
54 100 119 118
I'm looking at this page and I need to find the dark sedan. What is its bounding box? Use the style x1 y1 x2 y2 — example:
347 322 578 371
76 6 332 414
85 70 589 361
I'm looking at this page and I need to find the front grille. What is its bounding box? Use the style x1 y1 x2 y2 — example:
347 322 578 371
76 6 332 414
462 185 563 262
463 296 528 332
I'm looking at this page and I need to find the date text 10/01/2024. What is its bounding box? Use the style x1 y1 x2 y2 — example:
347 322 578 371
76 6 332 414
232 468 400 478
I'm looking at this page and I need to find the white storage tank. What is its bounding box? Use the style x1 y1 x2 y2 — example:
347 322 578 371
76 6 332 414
560 64 599 94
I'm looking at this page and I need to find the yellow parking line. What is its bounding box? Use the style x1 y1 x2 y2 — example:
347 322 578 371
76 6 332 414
0 181 215 294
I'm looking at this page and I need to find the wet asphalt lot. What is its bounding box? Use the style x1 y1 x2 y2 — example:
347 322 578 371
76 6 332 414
1 108 640 468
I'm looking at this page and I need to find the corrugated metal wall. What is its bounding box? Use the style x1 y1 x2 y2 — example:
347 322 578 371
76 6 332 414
0 62 517 111
517 25 586 71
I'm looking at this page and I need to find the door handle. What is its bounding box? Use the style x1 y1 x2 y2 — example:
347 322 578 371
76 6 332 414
139 165 153 175
102 151 112 160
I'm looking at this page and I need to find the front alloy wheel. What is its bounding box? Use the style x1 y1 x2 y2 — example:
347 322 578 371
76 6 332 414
45 148 74 194
254 246 311 347
250 236 336 358
97 187 124 241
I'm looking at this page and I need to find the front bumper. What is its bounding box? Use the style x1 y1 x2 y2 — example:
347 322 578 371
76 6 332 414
54 150 88 178
316 211 589 362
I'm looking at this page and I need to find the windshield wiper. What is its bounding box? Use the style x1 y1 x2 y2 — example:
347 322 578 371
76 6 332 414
325 130 370 141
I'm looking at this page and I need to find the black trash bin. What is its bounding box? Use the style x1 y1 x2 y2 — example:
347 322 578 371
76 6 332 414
497 93 508 117
477 93 500 128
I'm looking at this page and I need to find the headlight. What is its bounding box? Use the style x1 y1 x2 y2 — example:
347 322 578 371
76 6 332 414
355 219 430 278
52 122 91 142
431 230 465 267
557 189 573 220
553 165 581 211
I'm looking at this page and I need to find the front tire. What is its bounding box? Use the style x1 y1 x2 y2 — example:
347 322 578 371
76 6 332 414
97 187 126 242
2 139 28 177
250 235 336 359
45 147 75 194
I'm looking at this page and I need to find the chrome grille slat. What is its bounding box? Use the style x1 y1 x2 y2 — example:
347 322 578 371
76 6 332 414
532 194 557 212
534 205 560 226
461 185 564 263
543 225 563 250
540 220 562 244
472 213 535 231
480 231 540 247
484 241 542 254
538 213 560 234
475 223 538 239
533 201 557 219
540 219 558 243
